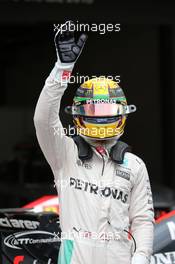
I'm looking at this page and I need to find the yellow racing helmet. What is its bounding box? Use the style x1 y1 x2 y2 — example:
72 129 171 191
65 77 136 140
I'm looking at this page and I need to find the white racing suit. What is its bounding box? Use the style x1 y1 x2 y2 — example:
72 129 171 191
34 61 154 264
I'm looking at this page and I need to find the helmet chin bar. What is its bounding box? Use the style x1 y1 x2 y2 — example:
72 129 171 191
79 132 123 142
73 114 126 140
79 133 123 152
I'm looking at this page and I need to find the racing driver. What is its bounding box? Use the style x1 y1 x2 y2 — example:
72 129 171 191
34 21 154 264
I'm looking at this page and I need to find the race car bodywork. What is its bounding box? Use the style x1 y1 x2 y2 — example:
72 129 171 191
0 195 175 264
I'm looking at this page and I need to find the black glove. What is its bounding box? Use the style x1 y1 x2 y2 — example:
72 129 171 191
54 21 88 63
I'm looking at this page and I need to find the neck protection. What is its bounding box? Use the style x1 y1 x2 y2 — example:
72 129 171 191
72 135 131 164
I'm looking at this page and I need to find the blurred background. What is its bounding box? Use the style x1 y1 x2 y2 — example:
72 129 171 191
0 0 175 213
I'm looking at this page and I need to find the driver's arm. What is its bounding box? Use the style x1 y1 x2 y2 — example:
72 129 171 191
34 22 87 179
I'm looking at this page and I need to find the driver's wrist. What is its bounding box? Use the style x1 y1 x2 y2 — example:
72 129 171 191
56 59 75 70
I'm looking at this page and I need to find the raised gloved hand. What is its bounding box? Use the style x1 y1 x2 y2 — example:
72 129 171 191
54 21 88 64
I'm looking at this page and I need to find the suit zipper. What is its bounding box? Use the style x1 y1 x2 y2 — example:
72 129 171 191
101 155 105 176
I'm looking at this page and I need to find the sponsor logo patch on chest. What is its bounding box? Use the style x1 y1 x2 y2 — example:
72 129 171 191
70 177 128 203
116 169 130 181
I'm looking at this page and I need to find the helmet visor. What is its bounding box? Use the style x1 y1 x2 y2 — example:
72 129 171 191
65 103 136 117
